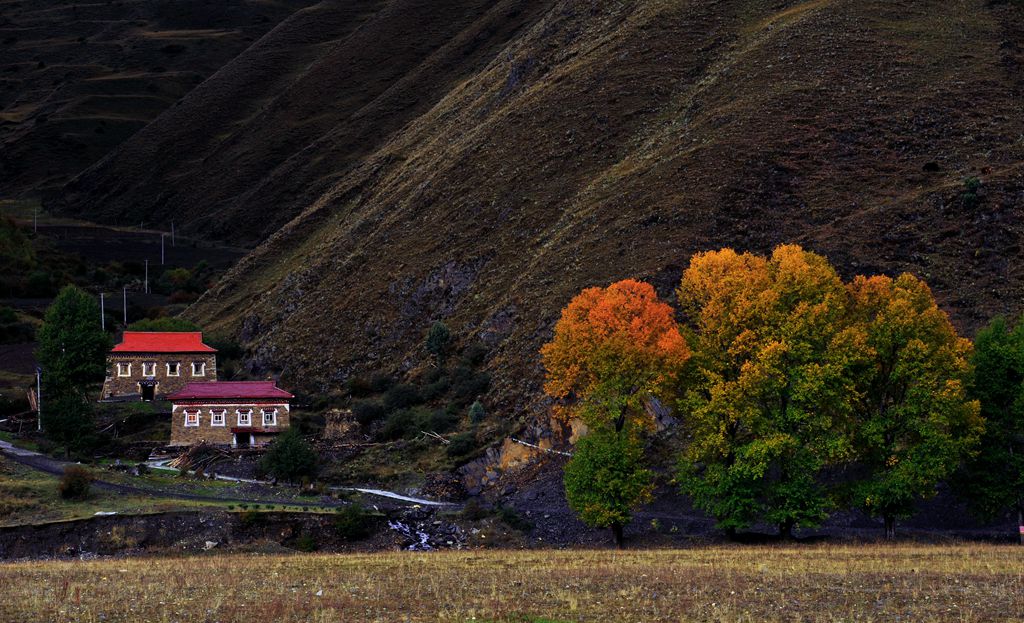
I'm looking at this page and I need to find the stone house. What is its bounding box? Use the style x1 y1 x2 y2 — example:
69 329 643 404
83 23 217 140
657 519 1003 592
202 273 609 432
166 381 294 447
102 332 217 401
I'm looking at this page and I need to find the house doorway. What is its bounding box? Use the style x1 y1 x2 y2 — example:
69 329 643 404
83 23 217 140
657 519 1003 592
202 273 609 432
141 384 155 401
233 433 249 449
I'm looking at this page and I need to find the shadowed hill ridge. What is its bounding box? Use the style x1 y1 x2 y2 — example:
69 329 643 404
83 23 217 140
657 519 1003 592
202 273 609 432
57 0 1024 412
0 0 319 198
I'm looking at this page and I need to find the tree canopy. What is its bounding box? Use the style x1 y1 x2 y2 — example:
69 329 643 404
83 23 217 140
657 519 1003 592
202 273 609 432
541 279 690 433
676 245 864 536
127 316 200 332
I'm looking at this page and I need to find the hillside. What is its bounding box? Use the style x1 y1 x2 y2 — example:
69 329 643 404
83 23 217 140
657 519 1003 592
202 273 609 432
0 0 317 199
55 0 1024 416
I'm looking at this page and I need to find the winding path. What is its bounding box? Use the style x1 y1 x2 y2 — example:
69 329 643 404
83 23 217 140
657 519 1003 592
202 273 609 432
0 440 453 509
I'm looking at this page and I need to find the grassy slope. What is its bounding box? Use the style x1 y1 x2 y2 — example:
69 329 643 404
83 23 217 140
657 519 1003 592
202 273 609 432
1 545 1022 621
177 0 1024 413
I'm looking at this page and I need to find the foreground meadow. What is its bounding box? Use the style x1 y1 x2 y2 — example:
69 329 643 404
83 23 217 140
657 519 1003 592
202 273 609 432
1 544 1022 622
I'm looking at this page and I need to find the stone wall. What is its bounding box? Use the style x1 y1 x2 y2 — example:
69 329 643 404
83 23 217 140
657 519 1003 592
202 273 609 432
102 352 217 399
169 401 290 446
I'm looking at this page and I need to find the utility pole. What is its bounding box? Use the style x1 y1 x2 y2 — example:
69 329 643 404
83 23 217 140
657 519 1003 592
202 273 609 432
33 207 38 234
36 367 42 432
161 234 165 265
171 221 175 247
144 260 149 294
100 293 105 330
123 286 127 325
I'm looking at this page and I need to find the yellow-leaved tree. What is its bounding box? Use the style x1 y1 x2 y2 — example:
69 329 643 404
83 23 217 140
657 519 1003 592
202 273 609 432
676 245 867 538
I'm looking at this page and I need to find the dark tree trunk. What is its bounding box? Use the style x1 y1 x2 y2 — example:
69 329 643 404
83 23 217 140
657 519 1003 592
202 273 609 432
1017 505 1023 546
611 522 624 548
779 519 795 541
884 515 896 540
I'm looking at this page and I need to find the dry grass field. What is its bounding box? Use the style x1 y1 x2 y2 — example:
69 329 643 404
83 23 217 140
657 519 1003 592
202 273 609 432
1 544 1022 622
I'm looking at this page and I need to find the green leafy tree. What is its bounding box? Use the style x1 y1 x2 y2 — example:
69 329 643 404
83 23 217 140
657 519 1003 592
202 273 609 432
127 316 200 332
425 321 451 365
846 273 983 539
676 246 864 538
958 315 1024 543
259 428 318 482
35 285 111 398
563 428 654 547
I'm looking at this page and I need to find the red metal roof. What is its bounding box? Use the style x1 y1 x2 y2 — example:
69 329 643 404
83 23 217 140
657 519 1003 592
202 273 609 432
111 332 216 353
167 381 293 401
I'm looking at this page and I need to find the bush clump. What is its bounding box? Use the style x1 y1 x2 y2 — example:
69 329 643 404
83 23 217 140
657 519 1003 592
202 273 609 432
446 431 476 458
259 428 318 482
352 400 386 426
468 400 486 423
334 504 373 540
383 383 423 411
58 465 93 500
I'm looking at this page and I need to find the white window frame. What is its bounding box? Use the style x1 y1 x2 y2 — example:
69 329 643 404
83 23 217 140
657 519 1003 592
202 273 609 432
261 408 277 427
210 409 226 427
142 362 156 376
166 362 180 377
237 409 252 426
117 362 131 377
191 361 206 377
184 409 200 427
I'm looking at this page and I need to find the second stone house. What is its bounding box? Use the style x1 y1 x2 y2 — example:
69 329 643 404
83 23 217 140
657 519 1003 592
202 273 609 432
166 381 294 447
102 332 217 401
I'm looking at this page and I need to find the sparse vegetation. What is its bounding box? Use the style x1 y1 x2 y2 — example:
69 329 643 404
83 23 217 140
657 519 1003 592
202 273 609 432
57 466 93 500
1 546 1022 622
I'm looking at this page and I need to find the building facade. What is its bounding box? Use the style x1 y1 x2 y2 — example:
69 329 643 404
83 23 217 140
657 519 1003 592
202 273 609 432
102 332 217 401
167 381 294 447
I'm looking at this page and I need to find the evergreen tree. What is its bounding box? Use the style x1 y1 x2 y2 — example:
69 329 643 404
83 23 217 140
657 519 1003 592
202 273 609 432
425 321 451 365
42 393 96 456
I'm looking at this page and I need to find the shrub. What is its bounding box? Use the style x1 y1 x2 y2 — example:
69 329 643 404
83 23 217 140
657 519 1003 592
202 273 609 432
346 376 374 397
421 377 450 401
496 505 534 533
384 383 423 411
334 504 373 540
352 400 386 426
962 176 982 209
259 428 318 482
369 374 394 393
451 366 490 404
58 466 93 500
460 341 489 367
424 409 457 434
446 431 476 458
294 532 317 552
468 400 486 423
378 409 419 441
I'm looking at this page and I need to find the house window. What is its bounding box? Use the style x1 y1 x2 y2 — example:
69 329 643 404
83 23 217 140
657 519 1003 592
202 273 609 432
237 409 252 426
142 362 156 376
167 362 180 376
192 361 205 376
211 409 226 427
184 409 200 427
262 408 277 426
117 362 131 377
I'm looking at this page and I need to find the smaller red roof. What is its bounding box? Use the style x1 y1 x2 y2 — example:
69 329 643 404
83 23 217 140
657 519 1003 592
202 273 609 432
112 332 216 353
167 381 293 401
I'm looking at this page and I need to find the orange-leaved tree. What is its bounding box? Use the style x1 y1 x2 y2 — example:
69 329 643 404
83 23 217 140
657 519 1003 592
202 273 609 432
541 279 690 433
542 279 689 546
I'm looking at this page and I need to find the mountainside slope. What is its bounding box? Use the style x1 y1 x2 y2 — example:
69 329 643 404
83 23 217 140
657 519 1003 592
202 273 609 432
65 0 1024 414
0 0 318 199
